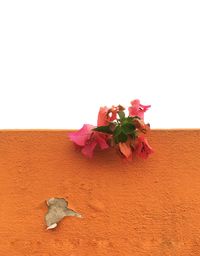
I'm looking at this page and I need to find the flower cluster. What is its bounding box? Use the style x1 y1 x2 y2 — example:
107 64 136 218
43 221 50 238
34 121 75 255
68 99 153 160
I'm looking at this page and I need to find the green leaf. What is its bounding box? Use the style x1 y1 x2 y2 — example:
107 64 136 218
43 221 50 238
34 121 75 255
93 126 113 134
129 131 137 139
114 131 128 144
113 126 122 137
126 116 134 122
113 126 122 144
118 111 125 120
114 136 119 144
118 132 128 143
122 123 135 134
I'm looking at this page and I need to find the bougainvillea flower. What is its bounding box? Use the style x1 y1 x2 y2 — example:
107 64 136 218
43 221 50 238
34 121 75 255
68 124 109 158
97 106 109 126
68 124 94 146
97 105 122 126
119 142 132 160
128 99 151 119
135 136 153 159
133 118 150 133
69 99 152 160
108 105 121 122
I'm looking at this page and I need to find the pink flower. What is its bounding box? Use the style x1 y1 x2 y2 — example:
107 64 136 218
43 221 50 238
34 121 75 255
108 106 118 122
133 118 150 133
68 124 109 158
97 105 124 126
135 136 153 159
128 99 151 119
119 142 132 160
97 107 109 126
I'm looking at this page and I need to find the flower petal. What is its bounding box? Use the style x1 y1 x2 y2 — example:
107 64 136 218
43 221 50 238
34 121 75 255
119 142 132 159
133 118 150 133
81 141 97 158
135 136 153 159
130 99 140 108
96 134 109 150
128 99 151 119
97 107 109 126
68 124 95 146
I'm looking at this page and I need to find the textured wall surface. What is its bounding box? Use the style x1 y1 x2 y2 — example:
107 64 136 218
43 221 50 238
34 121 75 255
0 130 200 256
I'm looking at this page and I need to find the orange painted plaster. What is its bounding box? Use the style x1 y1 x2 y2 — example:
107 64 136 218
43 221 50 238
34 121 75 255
0 130 200 255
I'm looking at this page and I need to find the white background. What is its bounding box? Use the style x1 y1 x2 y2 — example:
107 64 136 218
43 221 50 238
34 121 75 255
0 1 200 129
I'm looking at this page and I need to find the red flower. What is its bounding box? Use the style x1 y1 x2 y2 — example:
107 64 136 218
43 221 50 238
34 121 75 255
135 136 153 159
128 99 151 120
68 124 109 158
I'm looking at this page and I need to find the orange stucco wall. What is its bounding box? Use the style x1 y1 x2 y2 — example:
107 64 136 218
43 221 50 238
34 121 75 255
0 130 200 255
